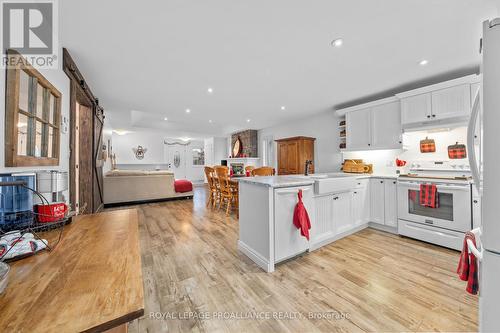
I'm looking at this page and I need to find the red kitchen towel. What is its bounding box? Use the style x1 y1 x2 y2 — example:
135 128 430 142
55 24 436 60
419 184 439 208
293 190 311 240
457 231 479 295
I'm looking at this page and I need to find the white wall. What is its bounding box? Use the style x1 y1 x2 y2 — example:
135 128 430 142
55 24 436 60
343 127 469 175
112 129 205 181
0 48 71 202
258 110 343 173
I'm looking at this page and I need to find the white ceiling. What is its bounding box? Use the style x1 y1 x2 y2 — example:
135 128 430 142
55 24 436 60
60 0 498 137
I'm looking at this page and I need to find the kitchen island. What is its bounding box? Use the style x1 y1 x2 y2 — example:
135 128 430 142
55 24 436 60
238 174 399 272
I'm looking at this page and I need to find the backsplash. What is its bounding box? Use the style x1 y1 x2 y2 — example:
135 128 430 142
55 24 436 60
342 126 469 175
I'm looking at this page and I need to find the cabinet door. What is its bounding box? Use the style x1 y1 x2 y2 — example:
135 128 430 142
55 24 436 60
274 186 313 262
370 178 385 224
346 108 371 150
286 141 299 174
333 192 353 235
277 143 288 175
371 101 402 149
312 195 335 246
431 84 471 120
352 187 370 226
401 93 432 125
383 180 398 227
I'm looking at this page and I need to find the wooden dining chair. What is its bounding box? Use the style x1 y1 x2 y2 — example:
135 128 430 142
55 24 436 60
251 167 276 177
214 166 238 216
204 166 218 208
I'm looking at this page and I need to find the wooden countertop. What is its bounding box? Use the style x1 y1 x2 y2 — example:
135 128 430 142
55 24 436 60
0 209 144 332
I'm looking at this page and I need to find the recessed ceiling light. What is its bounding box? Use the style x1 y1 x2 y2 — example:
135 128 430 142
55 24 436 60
419 59 429 66
185 108 191 113
281 106 286 111
246 119 251 123
207 87 213 94
209 119 213 123
163 117 168 121
331 38 343 47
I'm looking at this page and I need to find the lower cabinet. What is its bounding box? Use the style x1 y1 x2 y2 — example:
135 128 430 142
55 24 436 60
370 178 398 227
333 192 353 235
353 184 370 226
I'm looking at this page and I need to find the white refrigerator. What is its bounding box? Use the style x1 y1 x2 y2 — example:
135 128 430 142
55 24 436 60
468 18 500 333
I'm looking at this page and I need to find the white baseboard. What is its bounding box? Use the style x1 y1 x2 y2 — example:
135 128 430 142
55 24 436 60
368 222 398 234
238 240 273 272
310 223 369 251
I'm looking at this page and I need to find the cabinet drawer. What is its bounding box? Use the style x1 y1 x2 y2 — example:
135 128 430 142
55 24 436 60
355 178 369 189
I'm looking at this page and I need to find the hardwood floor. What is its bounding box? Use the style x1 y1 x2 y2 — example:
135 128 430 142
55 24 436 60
113 186 477 333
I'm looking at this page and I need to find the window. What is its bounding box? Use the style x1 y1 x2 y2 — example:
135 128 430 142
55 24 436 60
5 50 62 166
192 148 205 166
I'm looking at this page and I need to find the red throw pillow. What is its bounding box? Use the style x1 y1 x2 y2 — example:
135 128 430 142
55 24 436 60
174 179 193 193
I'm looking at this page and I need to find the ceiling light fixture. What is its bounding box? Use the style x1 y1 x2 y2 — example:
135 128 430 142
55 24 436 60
207 87 213 94
164 117 168 121
419 59 429 66
185 108 191 113
246 119 251 123
113 129 131 136
331 38 343 47
209 119 213 123
281 106 286 111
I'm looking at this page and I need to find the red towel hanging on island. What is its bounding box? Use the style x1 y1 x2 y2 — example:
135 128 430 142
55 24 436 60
293 190 311 240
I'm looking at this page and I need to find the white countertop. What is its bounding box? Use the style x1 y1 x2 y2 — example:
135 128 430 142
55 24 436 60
236 175 315 188
236 173 400 188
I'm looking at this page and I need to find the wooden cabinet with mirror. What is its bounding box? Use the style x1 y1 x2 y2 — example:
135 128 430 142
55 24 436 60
5 50 62 166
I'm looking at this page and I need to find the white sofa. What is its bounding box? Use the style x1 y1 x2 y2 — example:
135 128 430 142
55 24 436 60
103 170 193 205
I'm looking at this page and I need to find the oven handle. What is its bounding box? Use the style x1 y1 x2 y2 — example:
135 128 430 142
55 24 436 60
397 182 470 191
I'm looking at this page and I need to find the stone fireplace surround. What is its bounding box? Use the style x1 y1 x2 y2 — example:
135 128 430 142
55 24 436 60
231 130 258 158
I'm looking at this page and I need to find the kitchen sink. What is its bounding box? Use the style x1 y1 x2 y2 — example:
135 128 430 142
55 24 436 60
311 173 358 195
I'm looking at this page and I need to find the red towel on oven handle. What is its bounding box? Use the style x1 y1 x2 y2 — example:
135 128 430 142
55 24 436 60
419 184 439 208
457 231 479 295
293 190 311 240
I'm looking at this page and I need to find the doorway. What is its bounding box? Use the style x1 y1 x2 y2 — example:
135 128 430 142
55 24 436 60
165 144 187 179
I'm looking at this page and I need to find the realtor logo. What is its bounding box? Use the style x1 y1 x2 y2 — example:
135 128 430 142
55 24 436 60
1 0 59 68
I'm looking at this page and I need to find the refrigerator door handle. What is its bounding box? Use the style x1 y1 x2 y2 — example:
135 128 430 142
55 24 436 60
467 92 481 193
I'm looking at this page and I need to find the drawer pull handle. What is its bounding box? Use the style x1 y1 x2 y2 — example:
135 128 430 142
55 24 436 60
425 219 434 224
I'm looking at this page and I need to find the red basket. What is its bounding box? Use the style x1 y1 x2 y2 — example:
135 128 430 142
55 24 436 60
35 202 68 223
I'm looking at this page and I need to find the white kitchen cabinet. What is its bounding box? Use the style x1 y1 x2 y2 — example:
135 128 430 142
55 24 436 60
346 108 371 150
431 84 471 121
371 101 402 149
352 186 370 226
370 178 385 225
343 97 402 151
333 192 353 235
312 195 335 246
383 179 398 227
401 93 432 126
274 186 312 262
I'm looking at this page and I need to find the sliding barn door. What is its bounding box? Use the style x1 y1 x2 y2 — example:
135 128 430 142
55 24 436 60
93 106 104 212
78 103 93 214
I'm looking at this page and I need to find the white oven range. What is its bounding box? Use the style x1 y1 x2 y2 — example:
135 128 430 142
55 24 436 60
397 161 474 250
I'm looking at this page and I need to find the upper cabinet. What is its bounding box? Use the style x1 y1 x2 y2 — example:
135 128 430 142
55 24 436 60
344 98 402 151
397 75 479 128
346 108 371 150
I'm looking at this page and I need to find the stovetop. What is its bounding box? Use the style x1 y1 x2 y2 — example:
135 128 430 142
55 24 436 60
398 160 472 184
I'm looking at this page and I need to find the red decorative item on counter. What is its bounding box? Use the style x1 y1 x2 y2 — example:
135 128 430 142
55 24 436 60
35 202 68 223
293 190 311 240
396 158 407 167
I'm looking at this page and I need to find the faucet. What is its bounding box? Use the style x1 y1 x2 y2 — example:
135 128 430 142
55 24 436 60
305 160 313 176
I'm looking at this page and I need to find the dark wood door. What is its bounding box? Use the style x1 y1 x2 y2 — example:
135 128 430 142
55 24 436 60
286 142 299 174
78 103 93 214
278 143 288 175
93 106 104 212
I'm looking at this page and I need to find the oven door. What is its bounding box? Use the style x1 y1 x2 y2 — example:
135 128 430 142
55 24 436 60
397 180 472 232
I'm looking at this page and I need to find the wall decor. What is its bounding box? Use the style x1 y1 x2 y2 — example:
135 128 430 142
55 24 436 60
232 136 242 157
132 145 148 160
448 142 467 159
420 137 436 153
